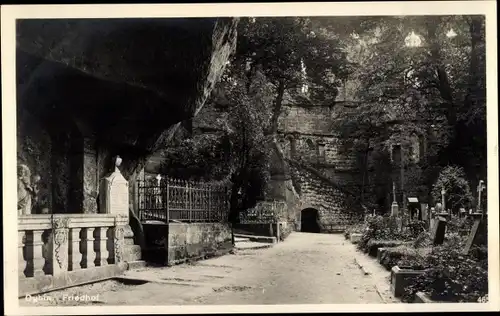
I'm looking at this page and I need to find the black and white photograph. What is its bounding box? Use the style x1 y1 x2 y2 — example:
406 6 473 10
2 1 498 314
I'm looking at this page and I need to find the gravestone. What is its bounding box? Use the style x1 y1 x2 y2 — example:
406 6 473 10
421 204 428 222
462 215 486 254
99 157 129 217
99 156 138 264
431 217 447 245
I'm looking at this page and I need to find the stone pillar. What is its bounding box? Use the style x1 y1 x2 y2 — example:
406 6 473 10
18 231 26 278
82 227 96 269
51 217 70 275
69 228 82 271
94 227 110 266
32 230 46 277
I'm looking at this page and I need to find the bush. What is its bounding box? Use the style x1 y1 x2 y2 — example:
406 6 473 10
365 239 407 257
357 215 404 252
431 166 473 213
406 220 426 239
402 244 488 303
446 216 474 237
379 245 430 270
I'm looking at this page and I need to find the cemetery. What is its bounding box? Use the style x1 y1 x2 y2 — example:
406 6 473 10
343 177 488 303
12 13 490 307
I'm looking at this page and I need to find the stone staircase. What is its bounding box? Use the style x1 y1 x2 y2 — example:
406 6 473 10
288 159 365 231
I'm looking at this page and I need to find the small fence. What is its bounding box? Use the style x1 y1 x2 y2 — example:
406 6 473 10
239 201 287 224
137 177 230 223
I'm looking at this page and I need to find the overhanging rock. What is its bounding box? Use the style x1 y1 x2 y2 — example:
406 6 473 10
17 18 238 214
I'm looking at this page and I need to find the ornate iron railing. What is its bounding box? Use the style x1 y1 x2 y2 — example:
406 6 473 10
137 177 230 223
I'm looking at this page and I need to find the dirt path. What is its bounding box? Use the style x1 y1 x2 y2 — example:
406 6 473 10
20 233 397 306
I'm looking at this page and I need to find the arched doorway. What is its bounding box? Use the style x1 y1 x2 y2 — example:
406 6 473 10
301 208 320 233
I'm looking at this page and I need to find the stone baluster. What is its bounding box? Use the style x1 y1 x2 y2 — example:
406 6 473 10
94 227 110 266
32 230 46 277
51 218 70 275
69 227 83 271
81 228 96 269
18 231 26 278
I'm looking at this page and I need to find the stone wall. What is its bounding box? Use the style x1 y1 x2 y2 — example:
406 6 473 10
294 165 364 232
142 223 233 266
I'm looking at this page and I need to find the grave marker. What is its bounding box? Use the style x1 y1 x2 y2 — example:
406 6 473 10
99 156 129 217
476 180 486 214
391 182 399 217
462 214 486 254
431 216 447 245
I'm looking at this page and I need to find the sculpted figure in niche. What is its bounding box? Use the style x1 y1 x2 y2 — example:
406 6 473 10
17 164 40 215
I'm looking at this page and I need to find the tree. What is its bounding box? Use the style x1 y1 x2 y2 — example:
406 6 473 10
236 17 354 134
431 165 474 213
332 15 486 206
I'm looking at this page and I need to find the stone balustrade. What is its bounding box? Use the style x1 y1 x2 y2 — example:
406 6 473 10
18 213 128 282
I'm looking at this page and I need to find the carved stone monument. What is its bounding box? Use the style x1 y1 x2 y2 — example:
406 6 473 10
17 164 40 216
99 156 129 217
99 156 134 265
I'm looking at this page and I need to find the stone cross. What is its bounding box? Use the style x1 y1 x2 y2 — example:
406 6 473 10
476 180 486 212
156 174 162 186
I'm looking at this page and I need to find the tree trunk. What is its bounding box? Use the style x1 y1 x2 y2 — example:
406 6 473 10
268 79 286 135
425 17 456 126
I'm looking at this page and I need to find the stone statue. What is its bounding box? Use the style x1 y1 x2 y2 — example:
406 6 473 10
17 164 40 215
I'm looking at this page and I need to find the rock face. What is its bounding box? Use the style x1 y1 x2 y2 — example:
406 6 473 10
17 18 238 215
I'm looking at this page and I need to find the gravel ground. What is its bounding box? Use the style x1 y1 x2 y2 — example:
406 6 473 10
20 232 396 306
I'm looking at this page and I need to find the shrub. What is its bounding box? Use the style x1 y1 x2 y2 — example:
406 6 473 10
431 166 473 213
412 231 433 249
447 216 474 237
406 220 426 239
357 215 404 252
379 245 430 270
365 239 407 257
402 244 488 302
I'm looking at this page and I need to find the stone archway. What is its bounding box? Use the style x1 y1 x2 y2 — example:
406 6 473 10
300 208 320 233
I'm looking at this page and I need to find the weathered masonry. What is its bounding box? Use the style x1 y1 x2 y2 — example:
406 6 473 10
16 18 237 296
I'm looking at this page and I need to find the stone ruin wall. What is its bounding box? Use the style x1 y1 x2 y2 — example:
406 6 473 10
277 103 371 229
